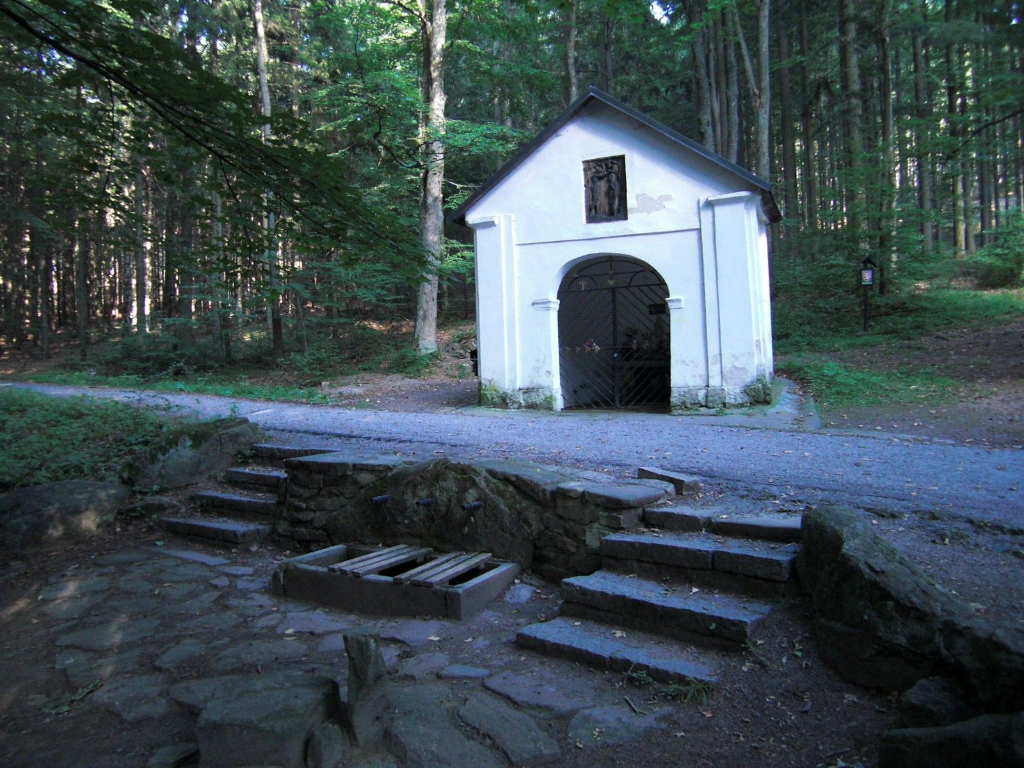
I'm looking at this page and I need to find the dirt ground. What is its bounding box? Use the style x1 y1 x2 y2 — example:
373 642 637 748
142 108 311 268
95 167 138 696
804 319 1024 448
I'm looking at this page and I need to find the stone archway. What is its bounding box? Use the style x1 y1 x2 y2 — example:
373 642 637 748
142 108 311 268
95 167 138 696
557 255 671 410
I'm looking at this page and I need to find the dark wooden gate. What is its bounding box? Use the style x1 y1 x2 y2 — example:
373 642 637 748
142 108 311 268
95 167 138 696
558 256 670 409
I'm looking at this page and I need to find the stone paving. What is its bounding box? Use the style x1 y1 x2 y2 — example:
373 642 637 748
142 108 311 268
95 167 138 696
15 541 686 768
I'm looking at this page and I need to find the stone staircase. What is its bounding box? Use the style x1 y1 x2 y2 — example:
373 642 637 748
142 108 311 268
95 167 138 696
516 502 802 685
158 443 329 548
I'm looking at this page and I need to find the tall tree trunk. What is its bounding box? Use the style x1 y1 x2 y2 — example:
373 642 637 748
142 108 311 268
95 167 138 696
135 165 147 333
566 0 579 102
75 217 89 360
777 17 798 224
255 0 285 357
913 2 934 254
840 0 865 243
878 0 896 293
732 0 771 178
414 0 447 354
689 2 716 152
800 0 817 231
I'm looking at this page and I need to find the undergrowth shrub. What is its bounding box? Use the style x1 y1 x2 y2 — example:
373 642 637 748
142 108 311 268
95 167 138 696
0 389 171 489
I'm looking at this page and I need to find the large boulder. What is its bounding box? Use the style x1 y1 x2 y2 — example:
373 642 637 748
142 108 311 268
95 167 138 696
939 615 1024 713
797 506 965 690
878 712 1024 768
0 479 129 549
798 507 1024 713
123 417 263 490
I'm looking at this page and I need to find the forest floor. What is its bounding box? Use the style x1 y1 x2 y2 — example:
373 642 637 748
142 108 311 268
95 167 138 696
777 316 1024 449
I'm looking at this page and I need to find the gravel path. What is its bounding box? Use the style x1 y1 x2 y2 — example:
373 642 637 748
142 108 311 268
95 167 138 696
10 383 1023 525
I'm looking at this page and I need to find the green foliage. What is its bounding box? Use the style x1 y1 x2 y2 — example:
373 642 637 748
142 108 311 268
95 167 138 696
966 212 1024 289
386 348 439 377
776 359 962 409
662 680 713 705
623 668 654 687
0 388 170 489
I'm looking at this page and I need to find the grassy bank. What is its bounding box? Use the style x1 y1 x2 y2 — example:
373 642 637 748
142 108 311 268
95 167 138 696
774 287 1023 410
0 388 175 489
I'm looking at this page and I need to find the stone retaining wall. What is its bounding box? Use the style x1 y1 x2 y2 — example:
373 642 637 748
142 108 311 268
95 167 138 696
276 452 675 582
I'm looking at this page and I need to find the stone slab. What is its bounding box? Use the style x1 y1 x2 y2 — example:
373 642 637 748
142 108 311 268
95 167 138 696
169 670 322 714
224 467 287 488
147 744 197 768
567 705 667 747
91 674 170 722
600 532 715 570
378 619 445 647
151 547 230 566
155 638 207 671
483 670 594 716
192 490 277 517
209 639 307 673
277 610 353 636
39 576 111 601
160 517 269 545
253 443 336 461
384 685 500 768
42 592 108 620
642 506 712 533
58 647 146 688
93 551 154 566
196 673 339 768
459 692 561 765
438 664 490 680
398 652 450 681
637 467 705 496
560 571 769 645
517 617 718 685
713 542 797 581
707 515 802 542
579 481 674 510
56 618 160 652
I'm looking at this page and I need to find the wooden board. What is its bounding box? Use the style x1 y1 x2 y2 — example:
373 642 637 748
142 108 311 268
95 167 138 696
410 552 492 586
392 552 466 584
328 545 433 578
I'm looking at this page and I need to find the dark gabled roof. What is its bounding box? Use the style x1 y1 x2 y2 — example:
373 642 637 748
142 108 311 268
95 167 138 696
449 86 782 225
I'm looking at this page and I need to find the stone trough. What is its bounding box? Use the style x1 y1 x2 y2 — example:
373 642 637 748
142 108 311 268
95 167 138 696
273 542 520 619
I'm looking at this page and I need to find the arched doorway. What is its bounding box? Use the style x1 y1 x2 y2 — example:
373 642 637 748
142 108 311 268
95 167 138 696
558 256 670 410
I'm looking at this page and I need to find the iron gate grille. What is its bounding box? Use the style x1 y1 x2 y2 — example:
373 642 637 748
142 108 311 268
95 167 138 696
558 257 670 410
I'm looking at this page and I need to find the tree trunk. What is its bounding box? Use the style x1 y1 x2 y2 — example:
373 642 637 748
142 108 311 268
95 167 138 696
878 0 896 293
913 2 934 254
777 18 798 224
255 0 285 357
75 217 89 359
840 0 865 243
414 0 447 354
732 0 771 179
566 0 579 103
689 2 716 152
800 0 817 231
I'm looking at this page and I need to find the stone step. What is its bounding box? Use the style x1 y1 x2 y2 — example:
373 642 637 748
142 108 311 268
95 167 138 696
224 467 287 492
192 490 278 519
643 506 802 542
560 570 770 647
601 532 798 582
517 617 720 686
251 443 335 465
600 532 798 599
160 516 271 546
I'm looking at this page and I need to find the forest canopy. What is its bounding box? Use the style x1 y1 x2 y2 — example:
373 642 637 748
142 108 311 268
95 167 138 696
1 0 1022 364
